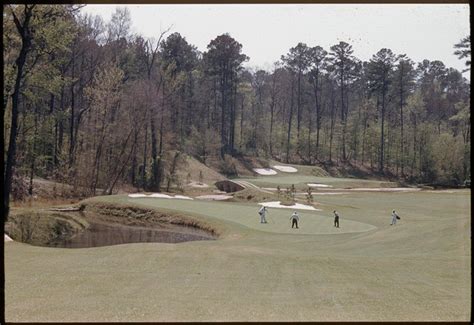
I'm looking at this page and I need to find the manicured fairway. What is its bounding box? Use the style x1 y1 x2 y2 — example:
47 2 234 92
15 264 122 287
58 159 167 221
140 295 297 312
4 190 470 321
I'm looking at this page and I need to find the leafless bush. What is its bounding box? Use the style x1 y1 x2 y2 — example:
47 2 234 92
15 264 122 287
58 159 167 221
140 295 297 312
17 214 41 243
219 155 238 177
11 173 29 201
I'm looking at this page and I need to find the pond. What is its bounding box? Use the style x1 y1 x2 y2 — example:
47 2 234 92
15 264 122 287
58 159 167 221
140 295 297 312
47 221 216 248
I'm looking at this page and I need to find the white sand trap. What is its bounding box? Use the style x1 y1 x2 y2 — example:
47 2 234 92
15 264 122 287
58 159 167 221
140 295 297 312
196 195 233 201
307 183 332 188
174 195 193 200
128 193 148 198
348 187 420 192
188 181 209 188
129 193 193 200
273 165 298 173
148 193 172 198
5 234 13 242
312 192 348 195
253 168 278 176
258 201 321 211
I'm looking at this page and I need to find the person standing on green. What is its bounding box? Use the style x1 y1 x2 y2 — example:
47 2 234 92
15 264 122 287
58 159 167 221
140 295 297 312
333 210 340 228
258 206 268 224
390 210 400 225
290 211 299 229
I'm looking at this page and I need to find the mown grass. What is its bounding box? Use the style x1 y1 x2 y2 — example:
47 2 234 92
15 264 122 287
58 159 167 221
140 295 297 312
4 189 470 322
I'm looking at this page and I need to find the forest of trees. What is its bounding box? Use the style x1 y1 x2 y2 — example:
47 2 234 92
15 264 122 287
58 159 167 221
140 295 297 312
3 5 471 219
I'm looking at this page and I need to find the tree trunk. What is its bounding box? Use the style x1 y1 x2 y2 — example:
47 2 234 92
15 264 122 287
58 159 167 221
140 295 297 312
379 88 386 173
230 76 237 155
411 117 417 177
329 87 336 163
340 66 346 162
296 71 302 150
69 50 76 167
240 96 244 149
56 86 65 168
131 129 138 188
220 71 226 158
398 66 404 177
28 106 39 195
4 5 34 221
166 151 181 192
307 104 312 164
142 122 148 189
269 98 275 156
104 128 134 195
286 80 295 163
150 111 159 191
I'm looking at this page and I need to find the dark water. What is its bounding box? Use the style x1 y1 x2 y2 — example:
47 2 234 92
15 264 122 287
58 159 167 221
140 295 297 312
47 222 216 248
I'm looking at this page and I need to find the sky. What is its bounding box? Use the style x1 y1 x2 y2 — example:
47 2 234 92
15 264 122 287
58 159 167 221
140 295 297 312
80 4 470 78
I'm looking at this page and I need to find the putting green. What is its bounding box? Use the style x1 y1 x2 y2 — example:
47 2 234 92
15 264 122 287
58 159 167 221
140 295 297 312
123 196 377 235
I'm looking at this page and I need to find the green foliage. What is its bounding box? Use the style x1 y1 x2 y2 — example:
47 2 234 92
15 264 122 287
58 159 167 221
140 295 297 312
453 35 471 71
432 133 465 184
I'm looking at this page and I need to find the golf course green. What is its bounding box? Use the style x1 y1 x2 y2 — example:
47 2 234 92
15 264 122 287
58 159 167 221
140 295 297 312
4 187 470 321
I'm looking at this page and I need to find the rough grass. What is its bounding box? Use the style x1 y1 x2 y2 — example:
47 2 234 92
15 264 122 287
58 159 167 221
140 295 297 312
4 189 470 322
5 209 89 246
179 153 227 185
11 196 81 208
82 200 221 237
230 188 279 203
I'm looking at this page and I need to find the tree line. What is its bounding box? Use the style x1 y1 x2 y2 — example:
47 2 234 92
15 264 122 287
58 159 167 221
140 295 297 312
3 5 471 219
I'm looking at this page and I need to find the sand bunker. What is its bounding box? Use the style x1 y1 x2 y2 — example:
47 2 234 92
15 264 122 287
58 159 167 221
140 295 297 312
196 195 233 201
149 193 172 198
312 192 348 195
307 183 332 188
128 193 148 198
253 168 278 175
347 187 420 192
273 165 298 173
5 234 13 242
188 181 209 188
128 193 193 200
258 201 321 211
174 195 194 200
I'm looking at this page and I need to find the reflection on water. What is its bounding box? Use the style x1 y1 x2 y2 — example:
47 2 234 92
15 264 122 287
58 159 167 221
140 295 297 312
48 222 215 248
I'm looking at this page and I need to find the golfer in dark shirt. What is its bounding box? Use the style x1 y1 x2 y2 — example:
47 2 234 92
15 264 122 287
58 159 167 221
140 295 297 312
333 210 340 228
290 211 299 229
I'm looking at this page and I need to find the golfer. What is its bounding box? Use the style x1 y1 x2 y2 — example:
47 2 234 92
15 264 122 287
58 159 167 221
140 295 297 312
333 210 340 228
258 206 268 224
390 210 400 225
290 211 299 229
